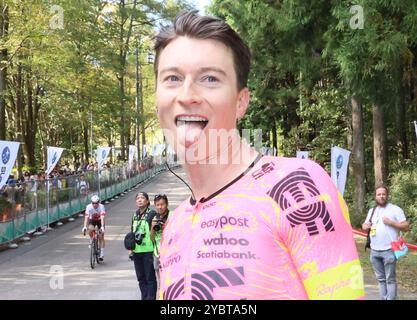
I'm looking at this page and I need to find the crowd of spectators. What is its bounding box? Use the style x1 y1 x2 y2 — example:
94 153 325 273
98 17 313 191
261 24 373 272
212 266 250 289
0 156 155 222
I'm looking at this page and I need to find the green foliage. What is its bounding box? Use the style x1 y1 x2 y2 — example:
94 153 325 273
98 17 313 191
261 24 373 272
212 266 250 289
2 0 193 167
389 165 417 241
210 0 417 235
281 83 350 164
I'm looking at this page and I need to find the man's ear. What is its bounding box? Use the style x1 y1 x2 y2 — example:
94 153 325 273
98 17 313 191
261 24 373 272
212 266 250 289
236 87 250 121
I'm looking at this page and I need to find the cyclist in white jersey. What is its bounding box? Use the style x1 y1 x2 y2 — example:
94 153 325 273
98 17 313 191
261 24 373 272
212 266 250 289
82 195 106 261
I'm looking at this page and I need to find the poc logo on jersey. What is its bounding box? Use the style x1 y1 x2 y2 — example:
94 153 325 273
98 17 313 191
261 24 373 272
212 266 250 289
162 253 181 269
201 216 250 230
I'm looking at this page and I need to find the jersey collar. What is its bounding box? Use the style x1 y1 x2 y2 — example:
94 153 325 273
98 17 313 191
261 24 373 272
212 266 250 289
189 153 263 206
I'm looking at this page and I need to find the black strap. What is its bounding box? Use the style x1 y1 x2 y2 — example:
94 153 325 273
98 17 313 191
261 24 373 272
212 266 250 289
151 211 169 256
131 210 147 233
368 206 377 225
364 206 377 251
366 206 377 237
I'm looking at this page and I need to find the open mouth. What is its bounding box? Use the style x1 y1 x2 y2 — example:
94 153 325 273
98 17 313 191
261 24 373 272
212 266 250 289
175 115 209 148
175 115 209 130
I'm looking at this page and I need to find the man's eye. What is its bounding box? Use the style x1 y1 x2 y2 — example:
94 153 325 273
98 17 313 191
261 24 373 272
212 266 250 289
203 76 218 82
165 75 180 82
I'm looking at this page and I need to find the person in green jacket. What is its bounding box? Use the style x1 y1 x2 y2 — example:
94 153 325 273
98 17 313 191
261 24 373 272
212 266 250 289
129 192 157 300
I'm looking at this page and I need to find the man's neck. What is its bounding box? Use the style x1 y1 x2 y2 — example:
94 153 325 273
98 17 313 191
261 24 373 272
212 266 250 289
182 137 259 201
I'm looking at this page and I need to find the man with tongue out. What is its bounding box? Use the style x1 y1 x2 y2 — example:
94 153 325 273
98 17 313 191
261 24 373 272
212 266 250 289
153 11 364 300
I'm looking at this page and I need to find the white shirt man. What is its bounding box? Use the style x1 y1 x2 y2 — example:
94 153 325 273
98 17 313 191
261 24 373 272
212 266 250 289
362 186 409 300
364 203 406 251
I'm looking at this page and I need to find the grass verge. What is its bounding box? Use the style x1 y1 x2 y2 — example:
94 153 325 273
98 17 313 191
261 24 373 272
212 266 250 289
355 236 417 294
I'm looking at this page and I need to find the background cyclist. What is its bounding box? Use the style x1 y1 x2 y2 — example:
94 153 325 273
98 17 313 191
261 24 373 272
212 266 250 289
82 195 106 261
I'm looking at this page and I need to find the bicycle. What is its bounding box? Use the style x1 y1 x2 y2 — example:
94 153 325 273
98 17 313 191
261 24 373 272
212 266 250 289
84 226 101 269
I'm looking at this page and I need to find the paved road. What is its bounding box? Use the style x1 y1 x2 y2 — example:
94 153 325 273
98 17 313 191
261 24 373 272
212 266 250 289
0 167 415 300
0 167 191 300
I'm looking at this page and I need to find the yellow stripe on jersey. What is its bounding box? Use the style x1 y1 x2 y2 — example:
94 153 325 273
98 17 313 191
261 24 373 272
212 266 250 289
337 192 351 224
303 259 365 300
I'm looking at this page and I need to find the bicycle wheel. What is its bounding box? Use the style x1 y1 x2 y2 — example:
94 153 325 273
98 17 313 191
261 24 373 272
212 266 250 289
90 238 96 269
96 240 101 264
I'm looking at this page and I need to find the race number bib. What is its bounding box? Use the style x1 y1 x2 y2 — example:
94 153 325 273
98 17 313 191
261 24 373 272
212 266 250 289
370 227 376 237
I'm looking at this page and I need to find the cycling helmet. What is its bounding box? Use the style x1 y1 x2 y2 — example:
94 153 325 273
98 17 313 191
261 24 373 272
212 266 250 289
91 195 100 204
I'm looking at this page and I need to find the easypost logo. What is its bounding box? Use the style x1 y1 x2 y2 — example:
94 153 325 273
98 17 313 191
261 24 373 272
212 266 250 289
2 147 10 164
102 150 106 158
336 155 343 169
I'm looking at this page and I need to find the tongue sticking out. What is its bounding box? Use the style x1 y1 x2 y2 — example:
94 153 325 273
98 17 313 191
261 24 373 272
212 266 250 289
177 121 207 148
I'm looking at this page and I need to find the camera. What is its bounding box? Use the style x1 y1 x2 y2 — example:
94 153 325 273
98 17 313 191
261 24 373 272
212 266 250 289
153 219 164 232
135 232 145 245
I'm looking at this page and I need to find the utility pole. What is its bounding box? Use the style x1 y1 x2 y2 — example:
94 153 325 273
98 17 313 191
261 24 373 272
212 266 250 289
140 59 146 159
135 45 141 160
90 108 93 162
135 40 153 161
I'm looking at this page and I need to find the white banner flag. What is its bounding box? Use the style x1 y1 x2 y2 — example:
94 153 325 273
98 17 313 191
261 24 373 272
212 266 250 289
331 146 351 196
152 144 158 156
142 144 147 159
159 144 166 155
414 120 417 139
296 151 309 159
46 147 64 175
167 145 174 155
97 147 111 170
128 145 137 167
0 141 20 190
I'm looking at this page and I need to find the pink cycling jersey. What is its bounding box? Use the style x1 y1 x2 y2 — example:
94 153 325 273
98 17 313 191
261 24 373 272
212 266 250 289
159 155 364 300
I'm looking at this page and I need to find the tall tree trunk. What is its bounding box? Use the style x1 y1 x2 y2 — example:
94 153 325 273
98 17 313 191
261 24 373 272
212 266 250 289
351 96 365 221
0 4 8 140
117 0 137 161
395 96 408 160
135 47 141 160
83 122 89 163
23 71 37 167
32 83 42 164
126 105 132 147
373 103 388 188
119 76 126 160
107 135 114 164
140 65 146 157
272 120 277 155
37 119 46 171
15 63 23 177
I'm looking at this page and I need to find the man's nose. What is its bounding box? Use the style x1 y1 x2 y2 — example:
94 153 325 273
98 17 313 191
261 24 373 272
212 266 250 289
177 78 202 106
